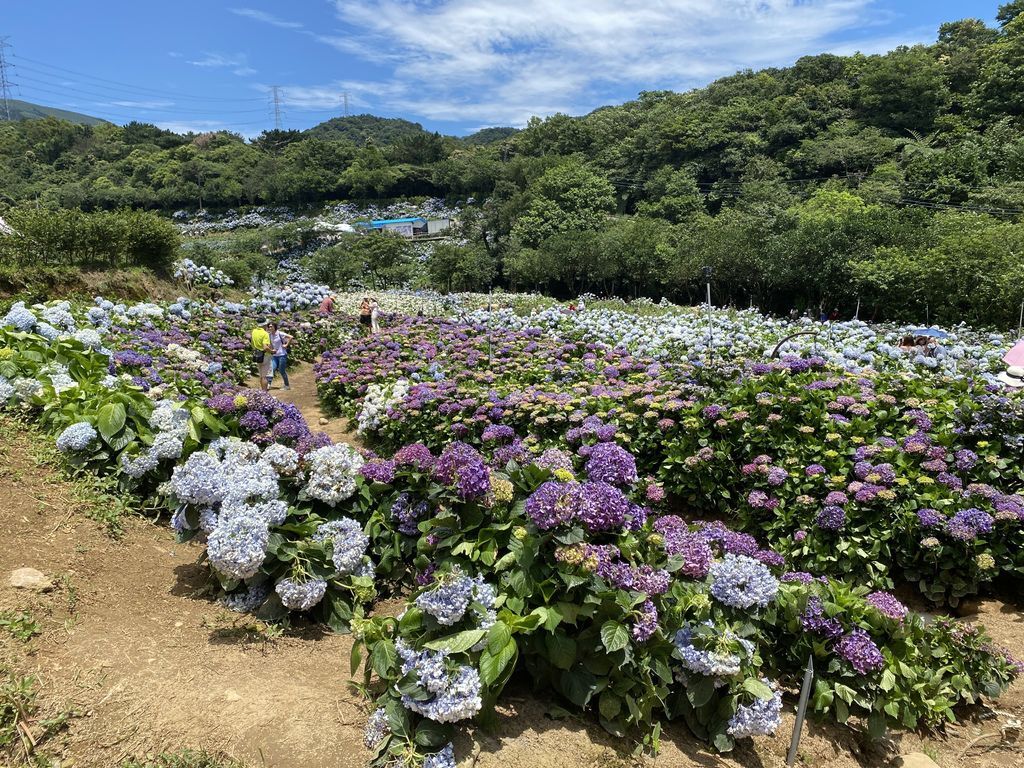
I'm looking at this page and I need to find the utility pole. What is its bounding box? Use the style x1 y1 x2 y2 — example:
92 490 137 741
0 38 15 121
342 91 349 117
271 85 283 130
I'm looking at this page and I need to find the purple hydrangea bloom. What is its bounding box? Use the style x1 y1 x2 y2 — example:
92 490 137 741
583 442 638 487
801 596 843 638
916 508 943 528
815 506 846 530
433 442 490 501
834 628 884 674
945 508 993 541
394 442 435 469
239 411 269 433
866 591 908 622
631 599 658 643
576 481 630 532
361 459 397 484
727 686 782 738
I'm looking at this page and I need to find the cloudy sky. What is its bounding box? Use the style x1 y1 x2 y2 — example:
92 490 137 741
4 0 997 136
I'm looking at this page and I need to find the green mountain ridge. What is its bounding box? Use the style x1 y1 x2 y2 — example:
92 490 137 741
4 99 109 126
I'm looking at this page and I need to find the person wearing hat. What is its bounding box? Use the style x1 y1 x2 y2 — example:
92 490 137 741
250 318 273 391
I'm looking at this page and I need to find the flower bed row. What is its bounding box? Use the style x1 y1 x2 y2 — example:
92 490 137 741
0 297 1021 767
315 317 1024 605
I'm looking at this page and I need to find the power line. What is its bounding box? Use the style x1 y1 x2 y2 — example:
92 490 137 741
11 53 266 102
0 38 16 121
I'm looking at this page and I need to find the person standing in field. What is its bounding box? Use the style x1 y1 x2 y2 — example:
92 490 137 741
370 297 381 334
250 318 273 392
359 296 373 335
268 321 293 390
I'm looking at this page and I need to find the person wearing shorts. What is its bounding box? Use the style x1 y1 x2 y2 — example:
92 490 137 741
359 296 372 334
250 318 273 391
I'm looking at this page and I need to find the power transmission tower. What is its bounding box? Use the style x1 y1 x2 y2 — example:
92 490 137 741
0 38 16 121
271 85 283 130
342 91 349 117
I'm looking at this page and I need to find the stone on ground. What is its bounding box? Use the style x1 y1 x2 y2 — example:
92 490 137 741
898 753 940 768
9 566 52 591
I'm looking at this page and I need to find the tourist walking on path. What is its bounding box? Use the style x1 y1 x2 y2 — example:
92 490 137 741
268 321 293 390
359 296 373 335
250 318 273 392
370 297 381 334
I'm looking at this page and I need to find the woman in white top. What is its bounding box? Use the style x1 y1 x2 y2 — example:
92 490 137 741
267 321 293 390
370 298 381 334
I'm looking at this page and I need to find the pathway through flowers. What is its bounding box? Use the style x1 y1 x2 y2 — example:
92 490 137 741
250 360 358 448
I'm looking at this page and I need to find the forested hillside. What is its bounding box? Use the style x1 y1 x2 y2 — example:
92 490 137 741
4 2 1024 322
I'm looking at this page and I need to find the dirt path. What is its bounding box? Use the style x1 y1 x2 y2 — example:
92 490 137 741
2 419 1023 768
249 360 357 447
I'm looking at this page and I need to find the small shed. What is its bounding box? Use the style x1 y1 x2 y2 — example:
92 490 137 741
363 217 428 238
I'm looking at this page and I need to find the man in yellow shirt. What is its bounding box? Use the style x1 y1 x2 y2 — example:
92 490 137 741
250 318 273 391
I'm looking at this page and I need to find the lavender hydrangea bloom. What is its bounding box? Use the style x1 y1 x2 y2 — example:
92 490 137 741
709 554 779 609
390 493 429 535
576 481 629 532
534 448 575 474
834 628 885 674
363 708 389 749
584 442 638 486
360 459 397 484
314 518 369 575
416 570 496 628
220 583 268 613
394 442 435 469
56 422 97 452
654 516 714 578
525 481 577 530
170 452 227 506
275 577 328 611
916 508 943 528
673 625 751 677
632 600 659 643
727 685 783 738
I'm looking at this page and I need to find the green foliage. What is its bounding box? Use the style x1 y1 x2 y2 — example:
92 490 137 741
0 207 179 272
303 232 417 290
0 611 40 642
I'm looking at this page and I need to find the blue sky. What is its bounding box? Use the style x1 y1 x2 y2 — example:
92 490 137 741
3 0 999 137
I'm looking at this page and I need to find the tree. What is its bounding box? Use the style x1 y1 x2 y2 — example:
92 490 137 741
339 144 402 197
426 243 495 292
856 46 949 133
997 0 1024 27
511 159 615 247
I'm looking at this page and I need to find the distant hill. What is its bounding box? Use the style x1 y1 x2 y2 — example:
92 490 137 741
462 126 519 145
5 99 109 126
304 114 433 145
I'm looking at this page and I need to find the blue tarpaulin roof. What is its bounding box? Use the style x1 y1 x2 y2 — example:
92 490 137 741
366 217 427 226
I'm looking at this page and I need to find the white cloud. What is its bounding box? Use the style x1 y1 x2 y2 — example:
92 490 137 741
109 99 175 109
187 52 257 77
230 8 304 29
297 0 932 127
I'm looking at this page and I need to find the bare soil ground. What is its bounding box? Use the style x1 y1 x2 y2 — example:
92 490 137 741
1 417 1023 768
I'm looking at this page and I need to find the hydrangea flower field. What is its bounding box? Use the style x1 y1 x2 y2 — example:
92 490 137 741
2 286 1023 767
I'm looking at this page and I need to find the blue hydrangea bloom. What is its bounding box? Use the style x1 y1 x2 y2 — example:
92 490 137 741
727 683 783 738
314 518 369 575
709 554 779 609
56 422 97 452
275 577 327 611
